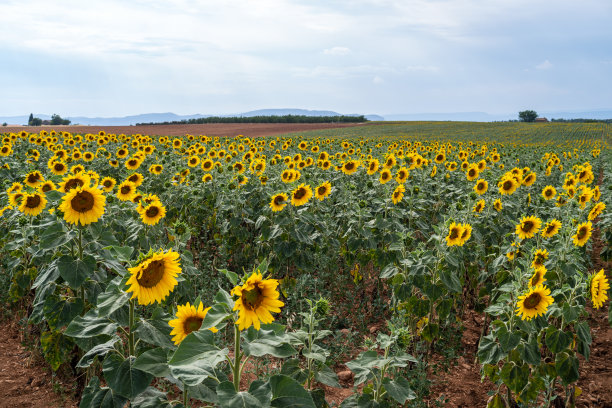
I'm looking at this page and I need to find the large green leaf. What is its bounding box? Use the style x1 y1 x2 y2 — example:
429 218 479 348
478 333 503 365
169 330 228 386
77 337 121 368
135 318 176 349
270 374 316 408
314 364 340 388
133 348 171 378
44 296 84 330
496 326 521 353
103 354 153 399
518 336 541 366
58 254 96 289
382 376 416 404
439 267 462 293
65 311 118 338
555 352 579 385
80 376 128 408
39 223 76 251
243 324 297 358
545 327 571 354
216 381 264 408
500 362 528 394
96 287 129 317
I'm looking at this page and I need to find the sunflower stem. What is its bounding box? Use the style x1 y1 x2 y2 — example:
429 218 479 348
232 324 242 391
128 298 135 356
183 383 189 408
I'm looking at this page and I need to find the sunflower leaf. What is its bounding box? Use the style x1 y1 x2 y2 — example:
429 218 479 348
103 354 153 399
58 254 97 289
270 374 316 408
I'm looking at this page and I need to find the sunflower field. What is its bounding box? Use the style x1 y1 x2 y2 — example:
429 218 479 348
0 121 610 407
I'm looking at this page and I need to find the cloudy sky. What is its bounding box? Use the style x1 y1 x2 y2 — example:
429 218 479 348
0 0 610 117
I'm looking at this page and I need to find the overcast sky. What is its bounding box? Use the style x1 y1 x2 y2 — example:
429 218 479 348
1 0 610 117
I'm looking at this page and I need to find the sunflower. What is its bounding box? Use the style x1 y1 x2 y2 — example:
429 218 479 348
473 179 488 195
383 154 397 169
8 192 25 207
341 160 359 175
446 222 464 246
127 173 144 187
459 223 472 245
541 219 561 238
71 164 85 174
39 181 56 193
395 167 409 184
572 221 592 247
522 172 536 186
493 198 502 212
59 173 91 193
529 268 547 287
434 152 446 164
125 157 142 170
187 155 200 168
59 185 106 226
231 271 284 331
100 177 116 192
590 269 609 309
291 183 312 206
515 285 554 320
392 184 405 204
379 169 392 184
472 199 485 213
116 181 137 201
367 159 380 175
315 182 332 201
126 250 181 305
281 169 296 183
541 186 556 201
270 193 288 212
50 161 68 176
498 176 518 195
531 249 548 270
202 174 213 183
6 182 23 194
430 165 437 178
24 171 44 188
515 216 542 240
149 164 163 175
19 192 47 216
0 145 12 156
578 189 593 209
140 203 166 226
588 202 605 221
465 164 479 181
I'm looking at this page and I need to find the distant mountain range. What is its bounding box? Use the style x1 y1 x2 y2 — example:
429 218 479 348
0 109 384 126
1 108 611 126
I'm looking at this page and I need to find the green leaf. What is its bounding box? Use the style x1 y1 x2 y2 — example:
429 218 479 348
270 374 316 408
478 333 503 365
497 326 521 353
216 381 264 408
40 330 73 371
500 362 528 394
314 364 340 388
555 352 579 385
39 223 76 250
65 311 118 338
575 321 592 345
131 387 172 408
200 303 232 331
545 327 571 354
382 376 416 404
44 297 84 330
80 376 128 408
77 337 121 368
135 318 176 349
219 269 239 286
102 246 133 262
420 323 439 342
243 325 297 358
133 348 171 378
103 354 153 399
379 264 399 279
169 330 228 386
561 303 579 324
32 258 60 289
96 287 129 317
519 336 541 366
58 254 96 289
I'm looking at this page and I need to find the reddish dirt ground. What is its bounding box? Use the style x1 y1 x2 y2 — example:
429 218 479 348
1 122 368 137
0 320 77 408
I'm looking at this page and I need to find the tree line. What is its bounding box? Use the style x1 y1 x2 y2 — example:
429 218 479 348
28 113 71 126
136 115 368 125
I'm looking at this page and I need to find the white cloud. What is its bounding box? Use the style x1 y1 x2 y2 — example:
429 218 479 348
536 60 553 70
323 46 350 56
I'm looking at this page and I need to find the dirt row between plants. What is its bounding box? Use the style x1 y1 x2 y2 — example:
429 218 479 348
1 122 368 137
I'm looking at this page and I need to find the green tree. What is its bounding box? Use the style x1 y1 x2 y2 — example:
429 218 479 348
50 114 71 125
28 113 34 125
30 117 43 126
518 110 538 122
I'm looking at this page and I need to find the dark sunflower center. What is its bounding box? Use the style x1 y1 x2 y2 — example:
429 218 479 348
545 225 554 233
156 166 162 171
530 273 541 286
1 147 8 153
182 316 203 334
394 191 401 199
523 293 541 309
522 221 534 232
26 195 41 208
103 180 112 187
382 173 390 180
128 160 137 166
294 188 306 200
461 229 469 239
71 191 95 212
577 227 587 239
399 171 407 179
478 182 485 189
121 185 132 194
545 189 552 197
65 178 84 191
449 228 459 239
242 287 263 311
28 173 40 183
41 184 52 192
345 163 355 171
146 206 160 217
318 186 326 195
55 163 64 171
274 195 285 205
137 260 165 288
468 169 476 177
503 180 513 190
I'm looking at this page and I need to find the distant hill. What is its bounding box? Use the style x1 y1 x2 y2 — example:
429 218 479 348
0 109 381 126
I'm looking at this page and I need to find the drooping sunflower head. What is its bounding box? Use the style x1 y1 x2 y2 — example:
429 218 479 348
446 222 464 247
392 184 405 204
588 202 606 221
572 221 592 247
515 216 542 240
515 284 554 320
459 223 472 245
126 250 181 305
19 192 47 217
531 249 549 269
472 199 485 213
59 185 106 226
529 268 546 287
493 198 502 212
291 183 312 206
315 182 332 201
590 269 609 309
231 271 284 331
541 219 562 238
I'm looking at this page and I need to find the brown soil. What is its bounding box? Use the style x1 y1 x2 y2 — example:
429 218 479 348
0 320 77 408
1 122 368 137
